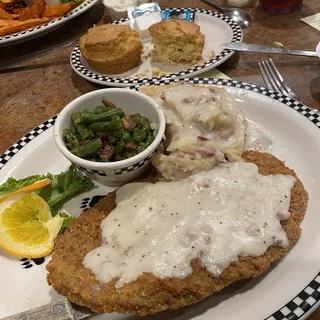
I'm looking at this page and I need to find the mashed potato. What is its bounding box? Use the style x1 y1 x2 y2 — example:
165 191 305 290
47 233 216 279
140 83 247 180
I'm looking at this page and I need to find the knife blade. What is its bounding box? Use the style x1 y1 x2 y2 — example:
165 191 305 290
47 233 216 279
221 43 319 58
1 298 94 320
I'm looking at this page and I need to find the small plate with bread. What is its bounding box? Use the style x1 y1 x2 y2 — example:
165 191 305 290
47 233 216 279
70 8 243 87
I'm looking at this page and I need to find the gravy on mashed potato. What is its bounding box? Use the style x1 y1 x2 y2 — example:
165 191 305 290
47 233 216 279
146 83 247 180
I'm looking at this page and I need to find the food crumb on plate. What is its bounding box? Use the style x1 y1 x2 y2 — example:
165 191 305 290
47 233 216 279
152 67 166 77
207 50 215 60
134 71 149 78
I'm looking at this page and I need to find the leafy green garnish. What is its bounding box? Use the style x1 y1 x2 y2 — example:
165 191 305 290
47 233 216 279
51 210 74 234
0 174 52 198
0 165 93 232
43 165 93 207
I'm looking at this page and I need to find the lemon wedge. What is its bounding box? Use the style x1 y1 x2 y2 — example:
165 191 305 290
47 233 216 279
0 193 63 258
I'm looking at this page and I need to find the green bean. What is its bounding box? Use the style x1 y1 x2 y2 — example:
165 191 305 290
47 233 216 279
146 135 154 146
141 116 151 125
114 141 125 155
71 138 102 158
114 154 125 161
81 109 124 124
65 142 73 150
142 121 151 132
111 115 121 122
126 151 137 158
102 97 116 108
65 98 158 162
113 130 123 138
132 128 147 143
106 133 118 145
130 114 142 125
136 145 146 153
71 129 81 140
88 120 124 132
122 130 131 142
72 113 94 140
72 112 83 125
139 141 147 148
63 128 80 148
94 106 112 114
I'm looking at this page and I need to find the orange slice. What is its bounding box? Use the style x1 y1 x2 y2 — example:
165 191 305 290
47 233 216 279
0 193 63 258
0 178 51 204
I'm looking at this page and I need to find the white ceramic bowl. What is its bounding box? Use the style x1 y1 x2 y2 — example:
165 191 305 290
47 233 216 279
54 88 165 185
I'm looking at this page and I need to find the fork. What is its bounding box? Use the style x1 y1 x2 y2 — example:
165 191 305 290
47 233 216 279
258 58 300 100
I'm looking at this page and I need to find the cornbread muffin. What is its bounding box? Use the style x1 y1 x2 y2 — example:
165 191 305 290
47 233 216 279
79 24 143 74
149 19 205 66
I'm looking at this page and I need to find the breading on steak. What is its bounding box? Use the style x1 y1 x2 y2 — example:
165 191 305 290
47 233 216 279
46 151 308 316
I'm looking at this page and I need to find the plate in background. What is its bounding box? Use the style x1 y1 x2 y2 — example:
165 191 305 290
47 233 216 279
70 8 243 87
0 0 98 47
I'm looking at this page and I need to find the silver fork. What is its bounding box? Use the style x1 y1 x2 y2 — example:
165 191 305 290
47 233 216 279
258 58 300 100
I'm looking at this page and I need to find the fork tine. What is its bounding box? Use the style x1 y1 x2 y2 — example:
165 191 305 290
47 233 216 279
262 61 284 93
259 59 300 100
268 59 284 82
258 62 273 90
268 59 300 100
267 59 290 95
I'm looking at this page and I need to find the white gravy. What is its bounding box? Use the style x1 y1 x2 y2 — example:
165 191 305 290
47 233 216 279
245 120 274 152
83 162 295 288
151 83 247 180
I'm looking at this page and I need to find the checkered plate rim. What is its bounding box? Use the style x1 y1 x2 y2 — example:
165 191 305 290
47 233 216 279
0 0 98 44
0 79 320 319
70 8 243 85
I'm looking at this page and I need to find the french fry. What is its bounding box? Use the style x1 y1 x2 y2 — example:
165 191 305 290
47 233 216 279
0 0 21 4
0 17 49 35
12 7 25 13
10 13 20 18
0 7 12 19
41 2 75 18
0 18 21 26
19 0 45 21
9 7 25 19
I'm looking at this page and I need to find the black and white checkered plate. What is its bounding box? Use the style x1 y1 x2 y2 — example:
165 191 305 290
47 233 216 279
70 8 243 87
0 0 98 47
0 79 320 320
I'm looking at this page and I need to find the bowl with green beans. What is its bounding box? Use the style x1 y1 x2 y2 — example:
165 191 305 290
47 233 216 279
53 88 166 185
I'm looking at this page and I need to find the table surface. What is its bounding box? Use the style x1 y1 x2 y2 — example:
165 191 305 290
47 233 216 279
0 0 320 319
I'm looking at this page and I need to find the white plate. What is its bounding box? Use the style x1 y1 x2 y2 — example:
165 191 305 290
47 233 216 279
1 79 320 320
70 8 243 87
0 0 98 47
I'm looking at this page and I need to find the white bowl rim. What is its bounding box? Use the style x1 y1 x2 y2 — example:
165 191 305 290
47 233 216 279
53 88 166 169
316 41 320 58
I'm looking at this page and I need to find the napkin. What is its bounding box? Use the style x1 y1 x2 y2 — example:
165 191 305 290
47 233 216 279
301 13 320 31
